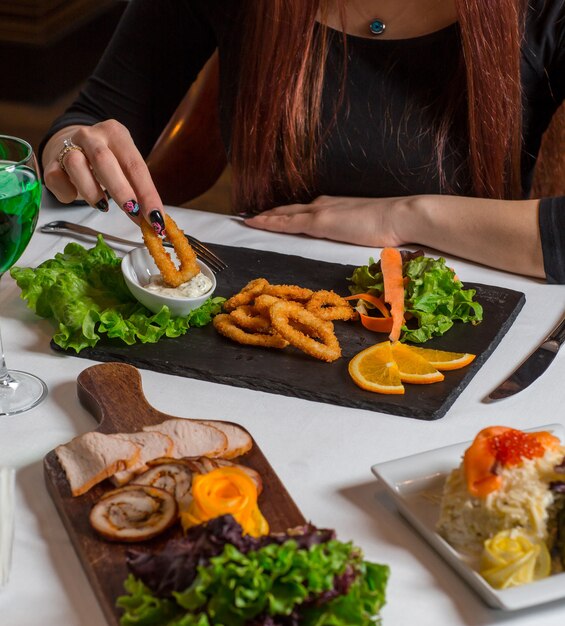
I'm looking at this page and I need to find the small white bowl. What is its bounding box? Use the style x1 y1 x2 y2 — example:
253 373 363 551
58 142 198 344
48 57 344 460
121 247 216 317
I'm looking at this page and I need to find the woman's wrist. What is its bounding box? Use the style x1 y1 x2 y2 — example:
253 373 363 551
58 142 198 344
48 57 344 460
388 194 429 246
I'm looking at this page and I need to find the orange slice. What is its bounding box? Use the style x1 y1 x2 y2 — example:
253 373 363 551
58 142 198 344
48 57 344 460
391 342 445 384
349 341 405 394
402 346 476 370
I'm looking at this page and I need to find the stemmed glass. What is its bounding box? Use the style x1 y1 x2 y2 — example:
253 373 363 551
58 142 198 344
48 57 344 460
0 135 47 415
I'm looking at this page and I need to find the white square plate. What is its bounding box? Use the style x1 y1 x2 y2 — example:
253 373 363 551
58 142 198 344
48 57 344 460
371 424 565 610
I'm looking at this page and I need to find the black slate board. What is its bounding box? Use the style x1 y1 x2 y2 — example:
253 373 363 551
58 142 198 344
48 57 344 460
51 243 525 420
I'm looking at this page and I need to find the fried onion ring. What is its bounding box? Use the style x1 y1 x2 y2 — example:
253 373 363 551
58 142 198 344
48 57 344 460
269 301 341 362
223 278 270 312
213 314 288 348
141 214 200 287
306 290 357 321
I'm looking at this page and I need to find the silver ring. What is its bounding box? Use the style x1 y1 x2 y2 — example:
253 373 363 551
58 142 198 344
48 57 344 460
58 138 85 173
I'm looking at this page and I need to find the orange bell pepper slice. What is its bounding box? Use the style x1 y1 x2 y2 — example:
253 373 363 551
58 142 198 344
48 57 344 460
181 466 269 537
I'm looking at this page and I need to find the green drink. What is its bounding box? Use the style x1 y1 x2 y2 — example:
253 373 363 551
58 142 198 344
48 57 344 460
0 166 41 274
0 135 47 416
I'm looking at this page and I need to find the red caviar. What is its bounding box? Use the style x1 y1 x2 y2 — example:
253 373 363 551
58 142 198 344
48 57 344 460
489 430 545 467
464 427 560 498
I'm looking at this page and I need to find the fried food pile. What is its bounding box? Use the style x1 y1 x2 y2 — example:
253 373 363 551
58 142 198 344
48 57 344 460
213 278 356 362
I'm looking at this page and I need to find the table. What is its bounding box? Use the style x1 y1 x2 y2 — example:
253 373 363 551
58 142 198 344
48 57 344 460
2 194 565 626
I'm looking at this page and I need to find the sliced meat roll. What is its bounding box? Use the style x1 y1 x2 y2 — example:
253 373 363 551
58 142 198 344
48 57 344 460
133 458 194 510
90 485 177 542
55 432 140 497
143 418 227 458
197 420 253 459
111 431 174 486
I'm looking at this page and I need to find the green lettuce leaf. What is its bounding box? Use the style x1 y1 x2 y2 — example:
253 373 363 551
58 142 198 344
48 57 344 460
117 576 182 626
348 257 384 296
117 540 389 626
300 561 390 626
348 254 483 343
10 236 224 353
402 256 483 343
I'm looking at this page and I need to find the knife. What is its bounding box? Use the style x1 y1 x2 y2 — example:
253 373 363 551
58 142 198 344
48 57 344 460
485 313 565 401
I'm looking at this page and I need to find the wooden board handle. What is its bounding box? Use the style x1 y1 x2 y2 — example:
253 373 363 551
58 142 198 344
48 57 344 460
77 362 167 433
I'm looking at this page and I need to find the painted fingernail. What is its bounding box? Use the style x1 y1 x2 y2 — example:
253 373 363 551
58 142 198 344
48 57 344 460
123 199 140 217
95 199 109 212
149 209 166 236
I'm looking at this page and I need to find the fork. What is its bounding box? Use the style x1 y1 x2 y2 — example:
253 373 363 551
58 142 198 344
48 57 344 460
40 220 228 274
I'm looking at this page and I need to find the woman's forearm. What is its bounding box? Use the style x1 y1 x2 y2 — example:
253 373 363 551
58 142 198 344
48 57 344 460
394 195 544 278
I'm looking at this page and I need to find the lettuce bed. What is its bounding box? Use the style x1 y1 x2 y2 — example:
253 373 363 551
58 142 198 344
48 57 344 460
348 254 483 343
118 515 390 626
10 236 224 353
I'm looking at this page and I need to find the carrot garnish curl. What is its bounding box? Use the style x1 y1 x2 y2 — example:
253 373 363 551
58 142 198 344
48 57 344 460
380 248 405 343
344 292 390 316
344 293 394 333
358 314 394 333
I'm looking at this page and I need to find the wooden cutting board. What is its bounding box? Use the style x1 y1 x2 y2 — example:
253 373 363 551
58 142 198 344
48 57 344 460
44 362 306 626
51 243 526 420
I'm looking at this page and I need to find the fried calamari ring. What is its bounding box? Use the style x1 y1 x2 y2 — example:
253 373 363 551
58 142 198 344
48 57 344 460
264 284 314 301
223 278 270 312
213 314 288 348
306 290 357 321
141 214 200 287
269 301 341 362
253 294 283 316
256 295 313 335
229 305 272 333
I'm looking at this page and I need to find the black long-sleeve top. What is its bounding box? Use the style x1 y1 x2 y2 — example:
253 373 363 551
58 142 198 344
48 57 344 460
42 0 565 281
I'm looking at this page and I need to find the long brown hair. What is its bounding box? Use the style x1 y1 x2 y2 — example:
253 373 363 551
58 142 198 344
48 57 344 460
231 0 526 213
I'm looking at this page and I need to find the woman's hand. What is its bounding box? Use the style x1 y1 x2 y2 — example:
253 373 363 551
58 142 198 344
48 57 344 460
244 195 406 247
42 121 166 234
245 193 545 279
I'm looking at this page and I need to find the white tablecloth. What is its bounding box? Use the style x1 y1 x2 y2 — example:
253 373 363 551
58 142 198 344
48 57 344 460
2 194 565 626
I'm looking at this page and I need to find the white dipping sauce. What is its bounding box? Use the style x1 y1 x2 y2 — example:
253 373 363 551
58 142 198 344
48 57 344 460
144 272 212 298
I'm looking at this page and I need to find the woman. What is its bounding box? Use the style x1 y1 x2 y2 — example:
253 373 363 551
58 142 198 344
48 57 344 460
40 0 565 280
